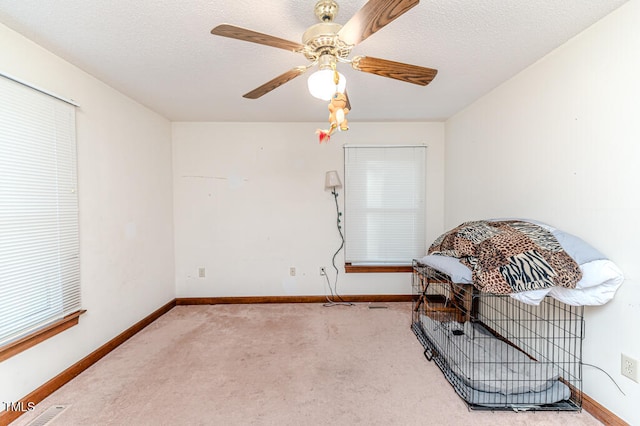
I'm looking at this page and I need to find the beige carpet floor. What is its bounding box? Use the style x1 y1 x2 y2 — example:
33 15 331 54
12 303 601 426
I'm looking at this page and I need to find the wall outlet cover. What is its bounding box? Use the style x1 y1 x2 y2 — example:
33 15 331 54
621 353 639 383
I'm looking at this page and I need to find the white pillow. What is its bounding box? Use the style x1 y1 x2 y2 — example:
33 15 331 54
552 230 606 265
418 255 472 284
512 259 624 306
510 288 551 305
575 259 624 290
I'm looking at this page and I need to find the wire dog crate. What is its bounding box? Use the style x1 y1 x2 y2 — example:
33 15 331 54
411 260 584 411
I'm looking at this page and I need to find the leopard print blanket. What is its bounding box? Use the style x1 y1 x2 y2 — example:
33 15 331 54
428 220 582 294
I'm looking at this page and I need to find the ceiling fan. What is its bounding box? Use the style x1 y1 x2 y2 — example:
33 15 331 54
210 0 438 100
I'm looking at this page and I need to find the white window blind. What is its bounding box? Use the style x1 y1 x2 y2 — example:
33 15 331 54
0 75 80 347
344 145 426 265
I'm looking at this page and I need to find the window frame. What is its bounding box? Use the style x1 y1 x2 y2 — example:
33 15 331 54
0 72 83 361
343 145 427 273
344 263 412 273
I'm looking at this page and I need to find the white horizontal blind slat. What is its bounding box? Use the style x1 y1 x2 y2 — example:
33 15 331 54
0 75 80 347
344 146 426 265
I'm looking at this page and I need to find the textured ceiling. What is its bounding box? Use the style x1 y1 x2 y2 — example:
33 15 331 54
0 0 629 122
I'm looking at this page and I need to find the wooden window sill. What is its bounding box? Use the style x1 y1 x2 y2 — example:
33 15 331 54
344 263 412 273
0 310 86 362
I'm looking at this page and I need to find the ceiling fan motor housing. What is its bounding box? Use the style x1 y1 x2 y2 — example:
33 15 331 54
302 22 352 61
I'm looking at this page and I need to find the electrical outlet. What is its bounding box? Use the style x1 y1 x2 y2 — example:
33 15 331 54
621 353 639 383
198 267 206 278
320 266 326 276
289 267 296 276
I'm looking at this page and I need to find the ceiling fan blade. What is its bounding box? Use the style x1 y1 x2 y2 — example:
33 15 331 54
351 56 437 86
211 24 304 52
338 0 420 46
243 67 308 99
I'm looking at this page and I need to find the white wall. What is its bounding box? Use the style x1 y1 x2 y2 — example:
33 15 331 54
172 122 445 298
0 24 175 405
445 1 640 423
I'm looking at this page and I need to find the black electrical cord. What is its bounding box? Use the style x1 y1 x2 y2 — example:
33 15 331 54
323 188 353 307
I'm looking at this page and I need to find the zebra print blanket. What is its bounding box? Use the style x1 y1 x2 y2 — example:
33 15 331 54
428 220 582 294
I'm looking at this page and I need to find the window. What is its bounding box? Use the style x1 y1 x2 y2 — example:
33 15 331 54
0 74 82 360
344 145 426 272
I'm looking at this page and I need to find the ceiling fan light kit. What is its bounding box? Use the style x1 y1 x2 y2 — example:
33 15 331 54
210 0 438 117
307 53 346 101
308 69 346 101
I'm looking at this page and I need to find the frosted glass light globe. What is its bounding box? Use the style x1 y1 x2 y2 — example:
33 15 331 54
307 69 346 101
